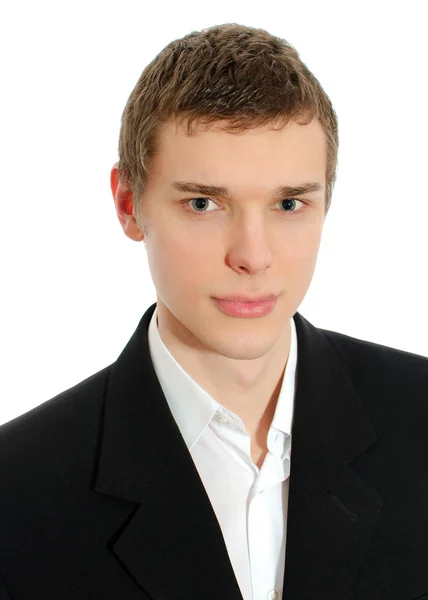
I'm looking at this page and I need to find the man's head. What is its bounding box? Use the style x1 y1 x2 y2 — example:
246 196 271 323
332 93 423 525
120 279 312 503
111 23 338 362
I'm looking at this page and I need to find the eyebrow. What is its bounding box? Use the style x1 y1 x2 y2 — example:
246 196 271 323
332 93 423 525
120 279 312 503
171 180 324 199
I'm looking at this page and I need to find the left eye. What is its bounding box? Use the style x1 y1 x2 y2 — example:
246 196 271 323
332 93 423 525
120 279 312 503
279 198 302 211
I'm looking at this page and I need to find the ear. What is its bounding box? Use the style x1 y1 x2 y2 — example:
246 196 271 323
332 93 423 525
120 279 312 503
110 162 145 242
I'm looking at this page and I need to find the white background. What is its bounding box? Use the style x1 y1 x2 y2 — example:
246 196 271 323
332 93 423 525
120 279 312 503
1 0 427 425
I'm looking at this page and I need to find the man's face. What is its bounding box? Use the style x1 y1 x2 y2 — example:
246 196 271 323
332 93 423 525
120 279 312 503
135 117 326 360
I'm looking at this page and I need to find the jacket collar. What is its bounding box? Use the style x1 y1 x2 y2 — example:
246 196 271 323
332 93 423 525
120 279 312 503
93 302 382 599
282 311 382 597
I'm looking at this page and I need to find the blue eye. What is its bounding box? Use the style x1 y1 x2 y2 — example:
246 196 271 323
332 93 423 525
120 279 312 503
191 198 213 212
280 198 299 212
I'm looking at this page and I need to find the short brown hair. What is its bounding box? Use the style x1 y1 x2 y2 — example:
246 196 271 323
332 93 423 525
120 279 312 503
118 23 339 215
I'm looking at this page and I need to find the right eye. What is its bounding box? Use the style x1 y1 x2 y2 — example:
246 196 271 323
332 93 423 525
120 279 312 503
183 197 221 216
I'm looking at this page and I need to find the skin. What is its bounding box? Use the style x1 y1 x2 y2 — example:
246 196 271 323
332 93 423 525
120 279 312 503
111 116 327 468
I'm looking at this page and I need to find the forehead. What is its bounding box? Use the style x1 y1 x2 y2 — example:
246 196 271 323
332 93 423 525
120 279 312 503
151 117 326 186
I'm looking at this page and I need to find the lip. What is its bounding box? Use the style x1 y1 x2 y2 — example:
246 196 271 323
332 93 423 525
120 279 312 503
212 296 278 318
213 293 278 302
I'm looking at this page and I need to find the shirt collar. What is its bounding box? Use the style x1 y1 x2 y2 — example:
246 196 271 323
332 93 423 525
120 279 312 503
148 305 297 450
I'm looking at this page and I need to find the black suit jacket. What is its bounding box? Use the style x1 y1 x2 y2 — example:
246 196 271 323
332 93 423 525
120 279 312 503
1 302 428 600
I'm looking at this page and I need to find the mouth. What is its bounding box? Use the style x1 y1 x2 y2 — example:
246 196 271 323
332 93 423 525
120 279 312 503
212 295 278 318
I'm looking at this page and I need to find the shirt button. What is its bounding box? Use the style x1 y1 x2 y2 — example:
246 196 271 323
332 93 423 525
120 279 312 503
267 590 279 600
216 413 231 425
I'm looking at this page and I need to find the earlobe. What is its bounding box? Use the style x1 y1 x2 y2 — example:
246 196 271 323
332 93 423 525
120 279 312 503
110 163 145 242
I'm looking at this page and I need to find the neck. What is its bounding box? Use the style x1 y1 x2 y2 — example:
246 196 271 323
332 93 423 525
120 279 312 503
156 305 291 438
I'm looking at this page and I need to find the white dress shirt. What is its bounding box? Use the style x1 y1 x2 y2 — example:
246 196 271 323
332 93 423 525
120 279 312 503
147 307 298 600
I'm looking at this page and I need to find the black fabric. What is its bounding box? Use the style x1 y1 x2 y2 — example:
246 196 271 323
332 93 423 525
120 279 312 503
1 301 428 600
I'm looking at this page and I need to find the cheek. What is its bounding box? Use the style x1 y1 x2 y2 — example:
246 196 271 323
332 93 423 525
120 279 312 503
146 224 211 294
281 228 323 275
293 234 322 262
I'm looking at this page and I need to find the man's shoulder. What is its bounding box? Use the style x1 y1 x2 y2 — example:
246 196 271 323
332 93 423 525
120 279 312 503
319 325 428 420
0 364 117 540
0 364 113 456
320 325 428 379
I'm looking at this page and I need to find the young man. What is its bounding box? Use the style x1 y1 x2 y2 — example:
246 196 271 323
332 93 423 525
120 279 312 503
1 23 427 600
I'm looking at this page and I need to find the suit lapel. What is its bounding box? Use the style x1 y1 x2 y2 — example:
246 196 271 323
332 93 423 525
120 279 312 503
93 302 243 599
283 313 383 598
93 302 382 600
